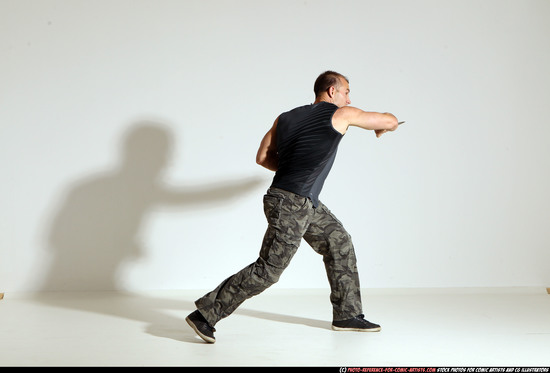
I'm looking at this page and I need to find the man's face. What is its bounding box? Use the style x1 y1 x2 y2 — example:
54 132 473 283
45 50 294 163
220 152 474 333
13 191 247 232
333 77 351 107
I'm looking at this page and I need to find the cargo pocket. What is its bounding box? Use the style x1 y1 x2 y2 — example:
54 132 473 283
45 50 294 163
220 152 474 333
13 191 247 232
263 194 284 225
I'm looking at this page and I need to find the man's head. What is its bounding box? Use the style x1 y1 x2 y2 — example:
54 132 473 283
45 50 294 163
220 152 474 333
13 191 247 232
314 70 351 107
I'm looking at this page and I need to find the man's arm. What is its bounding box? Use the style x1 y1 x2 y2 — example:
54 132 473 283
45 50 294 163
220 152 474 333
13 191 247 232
332 106 399 136
256 117 279 171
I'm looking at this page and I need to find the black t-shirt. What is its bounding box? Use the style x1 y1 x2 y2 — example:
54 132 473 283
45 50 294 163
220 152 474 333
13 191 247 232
271 102 343 207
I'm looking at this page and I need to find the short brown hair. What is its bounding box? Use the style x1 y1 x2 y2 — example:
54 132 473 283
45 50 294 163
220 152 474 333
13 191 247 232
314 71 349 97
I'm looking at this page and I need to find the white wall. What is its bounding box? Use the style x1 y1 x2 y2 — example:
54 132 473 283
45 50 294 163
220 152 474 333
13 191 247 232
2 0 549 292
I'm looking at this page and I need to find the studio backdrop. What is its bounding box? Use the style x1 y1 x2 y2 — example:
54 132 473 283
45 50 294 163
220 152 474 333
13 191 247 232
1 0 549 293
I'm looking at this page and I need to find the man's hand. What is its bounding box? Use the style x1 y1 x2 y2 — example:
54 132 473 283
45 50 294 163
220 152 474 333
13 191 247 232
375 121 404 138
375 129 388 138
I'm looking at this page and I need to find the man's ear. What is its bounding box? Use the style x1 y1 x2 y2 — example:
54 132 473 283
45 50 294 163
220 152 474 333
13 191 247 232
327 86 336 98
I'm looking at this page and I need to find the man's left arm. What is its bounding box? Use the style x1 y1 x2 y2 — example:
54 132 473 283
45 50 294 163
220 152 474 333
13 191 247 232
256 117 279 171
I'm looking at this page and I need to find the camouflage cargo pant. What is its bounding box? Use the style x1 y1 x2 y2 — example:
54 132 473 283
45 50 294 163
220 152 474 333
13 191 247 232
195 187 363 326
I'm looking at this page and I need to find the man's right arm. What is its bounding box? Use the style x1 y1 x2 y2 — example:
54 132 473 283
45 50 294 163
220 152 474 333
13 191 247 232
332 106 399 136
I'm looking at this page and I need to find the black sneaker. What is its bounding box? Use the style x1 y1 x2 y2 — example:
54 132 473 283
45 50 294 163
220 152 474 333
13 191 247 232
332 314 381 332
186 310 216 343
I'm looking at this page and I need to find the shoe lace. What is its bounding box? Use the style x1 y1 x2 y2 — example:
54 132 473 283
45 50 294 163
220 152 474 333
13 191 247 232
355 314 370 325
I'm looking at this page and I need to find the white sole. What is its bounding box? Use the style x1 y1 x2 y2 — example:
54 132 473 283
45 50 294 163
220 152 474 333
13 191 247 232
331 325 381 332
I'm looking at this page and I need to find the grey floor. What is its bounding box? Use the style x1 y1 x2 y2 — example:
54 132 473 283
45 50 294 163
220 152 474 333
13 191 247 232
1 288 549 366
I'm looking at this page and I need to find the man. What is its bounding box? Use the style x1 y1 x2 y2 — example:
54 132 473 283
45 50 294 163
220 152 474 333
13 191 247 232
186 71 400 343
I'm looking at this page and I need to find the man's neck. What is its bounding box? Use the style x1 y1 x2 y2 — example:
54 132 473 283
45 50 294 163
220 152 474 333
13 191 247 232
314 95 331 104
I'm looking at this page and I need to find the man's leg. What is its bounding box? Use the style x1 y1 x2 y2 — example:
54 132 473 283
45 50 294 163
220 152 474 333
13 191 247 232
302 202 363 321
193 189 313 328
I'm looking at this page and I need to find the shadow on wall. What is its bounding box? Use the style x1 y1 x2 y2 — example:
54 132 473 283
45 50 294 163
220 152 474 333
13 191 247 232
40 121 263 292
33 121 328 344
